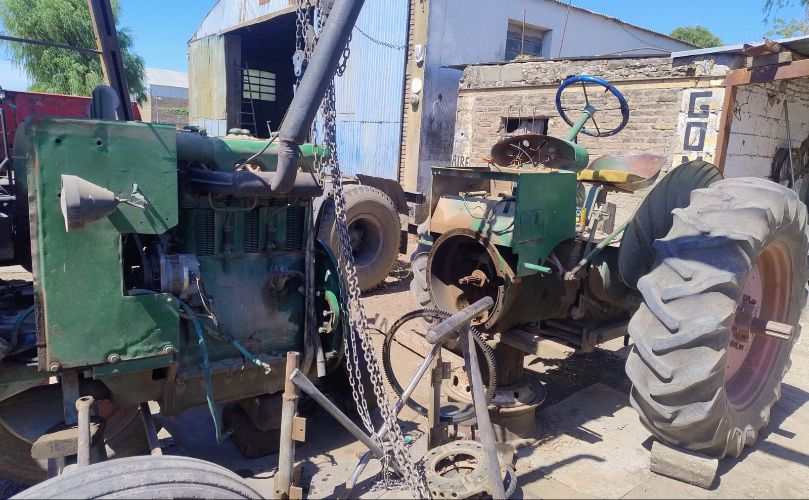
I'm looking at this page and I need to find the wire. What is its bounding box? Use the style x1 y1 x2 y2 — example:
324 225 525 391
178 299 232 444
557 0 573 58
354 26 406 50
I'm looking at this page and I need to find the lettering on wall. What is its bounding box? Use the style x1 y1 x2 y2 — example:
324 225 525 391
675 89 725 166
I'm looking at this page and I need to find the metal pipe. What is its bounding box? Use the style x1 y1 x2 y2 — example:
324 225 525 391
289 368 391 463
274 0 366 193
784 100 797 189
75 396 94 467
0 108 9 173
187 169 323 198
565 222 628 280
274 352 300 500
0 34 101 55
460 326 506 499
426 296 494 345
139 402 163 456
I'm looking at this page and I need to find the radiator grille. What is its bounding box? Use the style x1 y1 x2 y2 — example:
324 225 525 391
244 209 261 253
285 206 305 251
195 208 215 256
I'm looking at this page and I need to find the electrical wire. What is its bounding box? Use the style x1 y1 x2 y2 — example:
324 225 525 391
557 0 573 58
177 299 232 444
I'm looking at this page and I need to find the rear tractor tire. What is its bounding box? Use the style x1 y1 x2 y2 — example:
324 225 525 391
320 186 401 292
626 178 808 458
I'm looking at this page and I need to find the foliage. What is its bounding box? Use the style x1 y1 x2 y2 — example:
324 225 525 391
764 0 808 18
766 16 809 37
0 0 146 102
670 26 723 48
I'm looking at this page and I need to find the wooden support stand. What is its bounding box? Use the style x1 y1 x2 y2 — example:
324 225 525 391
274 352 305 500
649 440 719 490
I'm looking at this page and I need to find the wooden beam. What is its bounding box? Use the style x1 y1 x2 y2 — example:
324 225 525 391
86 0 133 121
714 80 737 173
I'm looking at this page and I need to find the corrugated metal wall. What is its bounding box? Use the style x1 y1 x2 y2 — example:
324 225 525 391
335 0 409 180
188 35 228 136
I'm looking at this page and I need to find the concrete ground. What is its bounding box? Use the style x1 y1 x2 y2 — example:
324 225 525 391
2 243 809 498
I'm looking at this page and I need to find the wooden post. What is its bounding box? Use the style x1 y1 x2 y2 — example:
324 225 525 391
274 352 301 499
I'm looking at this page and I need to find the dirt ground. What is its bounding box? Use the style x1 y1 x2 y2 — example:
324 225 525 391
2 238 809 498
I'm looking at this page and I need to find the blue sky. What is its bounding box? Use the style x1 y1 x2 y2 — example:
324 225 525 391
1 0 807 91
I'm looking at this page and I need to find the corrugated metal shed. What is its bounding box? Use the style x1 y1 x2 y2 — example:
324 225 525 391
145 67 189 99
335 0 409 179
189 0 409 180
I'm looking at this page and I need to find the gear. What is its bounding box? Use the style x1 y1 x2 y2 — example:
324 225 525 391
382 308 498 423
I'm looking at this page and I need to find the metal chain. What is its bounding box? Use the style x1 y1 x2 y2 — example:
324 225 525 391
293 2 427 495
354 25 406 50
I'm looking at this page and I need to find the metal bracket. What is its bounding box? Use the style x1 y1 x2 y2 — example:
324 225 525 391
292 416 307 442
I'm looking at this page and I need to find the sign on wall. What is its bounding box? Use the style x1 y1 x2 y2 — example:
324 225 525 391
674 88 725 167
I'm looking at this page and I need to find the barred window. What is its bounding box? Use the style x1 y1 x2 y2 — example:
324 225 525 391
243 69 276 102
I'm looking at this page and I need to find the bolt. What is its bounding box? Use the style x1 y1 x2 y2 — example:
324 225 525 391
161 345 175 355
48 362 61 372
107 353 121 364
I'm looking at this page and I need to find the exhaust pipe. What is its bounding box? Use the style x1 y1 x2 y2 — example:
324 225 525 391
274 0 365 194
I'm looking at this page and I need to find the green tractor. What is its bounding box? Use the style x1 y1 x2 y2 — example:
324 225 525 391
406 75 808 458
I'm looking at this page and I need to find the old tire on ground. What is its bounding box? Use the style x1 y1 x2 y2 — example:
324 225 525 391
12 455 261 499
409 223 433 309
320 186 400 292
0 384 148 485
626 177 808 458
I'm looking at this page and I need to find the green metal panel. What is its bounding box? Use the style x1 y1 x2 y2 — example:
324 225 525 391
513 172 577 277
24 118 180 369
430 167 577 278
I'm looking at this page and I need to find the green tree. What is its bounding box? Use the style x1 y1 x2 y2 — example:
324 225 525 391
0 0 146 102
766 16 809 37
670 26 723 48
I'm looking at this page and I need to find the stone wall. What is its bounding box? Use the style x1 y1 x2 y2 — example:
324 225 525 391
452 56 728 230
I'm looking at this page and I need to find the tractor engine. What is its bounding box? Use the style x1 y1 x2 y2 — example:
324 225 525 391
1 117 344 417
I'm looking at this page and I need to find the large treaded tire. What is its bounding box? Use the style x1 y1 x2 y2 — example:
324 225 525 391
626 177 809 458
319 186 401 292
409 223 433 309
11 455 261 499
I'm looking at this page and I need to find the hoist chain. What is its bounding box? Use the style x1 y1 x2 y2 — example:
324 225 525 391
293 1 427 496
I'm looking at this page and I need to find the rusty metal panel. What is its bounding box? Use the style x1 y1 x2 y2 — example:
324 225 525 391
189 35 228 126
334 0 408 180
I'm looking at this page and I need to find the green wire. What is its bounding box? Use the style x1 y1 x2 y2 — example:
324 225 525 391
177 300 232 444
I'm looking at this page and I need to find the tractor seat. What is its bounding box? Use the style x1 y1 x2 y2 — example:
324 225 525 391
577 153 667 192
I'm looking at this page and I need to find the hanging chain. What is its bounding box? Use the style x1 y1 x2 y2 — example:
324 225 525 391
293 2 427 496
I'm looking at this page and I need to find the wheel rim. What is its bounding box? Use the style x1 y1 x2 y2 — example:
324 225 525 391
348 215 383 267
726 242 791 410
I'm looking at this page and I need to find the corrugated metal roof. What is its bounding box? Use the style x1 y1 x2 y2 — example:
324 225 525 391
672 34 809 60
145 67 189 89
544 0 696 47
191 0 292 41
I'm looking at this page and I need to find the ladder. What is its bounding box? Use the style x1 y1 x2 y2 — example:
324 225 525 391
239 65 259 135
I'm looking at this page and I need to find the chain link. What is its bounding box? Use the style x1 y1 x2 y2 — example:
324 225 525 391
293 1 427 496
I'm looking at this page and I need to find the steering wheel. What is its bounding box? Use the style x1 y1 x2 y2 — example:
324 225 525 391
555 75 630 138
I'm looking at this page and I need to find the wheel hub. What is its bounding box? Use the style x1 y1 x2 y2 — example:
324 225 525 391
726 243 792 409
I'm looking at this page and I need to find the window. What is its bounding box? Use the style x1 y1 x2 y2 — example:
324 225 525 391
242 69 276 102
506 21 547 60
503 116 548 135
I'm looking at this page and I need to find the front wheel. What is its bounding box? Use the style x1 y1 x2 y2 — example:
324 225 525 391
626 177 808 458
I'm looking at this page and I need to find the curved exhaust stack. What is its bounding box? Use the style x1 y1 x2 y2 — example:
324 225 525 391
273 0 366 194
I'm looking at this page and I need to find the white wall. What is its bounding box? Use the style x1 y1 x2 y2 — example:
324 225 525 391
415 0 693 193
725 80 809 179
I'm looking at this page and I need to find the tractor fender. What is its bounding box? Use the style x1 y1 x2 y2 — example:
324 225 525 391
618 160 723 289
